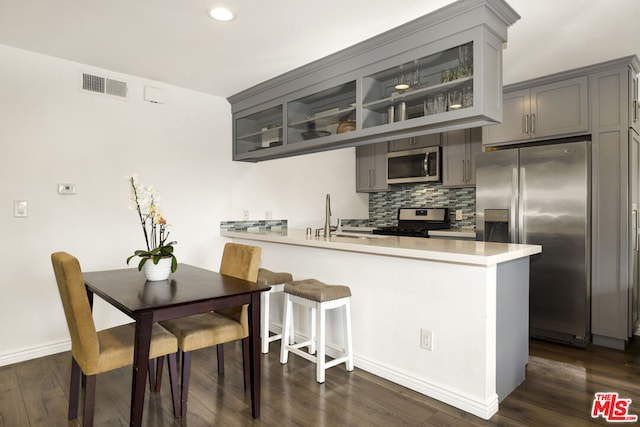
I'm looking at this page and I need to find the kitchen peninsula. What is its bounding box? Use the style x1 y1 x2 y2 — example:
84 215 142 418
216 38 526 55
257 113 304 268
220 228 541 419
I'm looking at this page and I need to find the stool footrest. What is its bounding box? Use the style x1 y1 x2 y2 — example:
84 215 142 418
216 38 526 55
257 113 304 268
286 347 318 364
288 340 313 350
325 356 351 369
267 333 282 343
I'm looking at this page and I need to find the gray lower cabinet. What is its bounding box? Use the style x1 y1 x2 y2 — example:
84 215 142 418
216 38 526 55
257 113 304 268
483 76 589 146
388 134 440 152
356 142 389 192
442 127 482 187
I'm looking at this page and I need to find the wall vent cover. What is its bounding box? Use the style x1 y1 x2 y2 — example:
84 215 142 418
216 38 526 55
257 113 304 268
82 73 128 98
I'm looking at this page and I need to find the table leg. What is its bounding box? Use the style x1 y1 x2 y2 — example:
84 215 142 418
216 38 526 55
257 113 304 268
249 291 261 418
131 312 153 426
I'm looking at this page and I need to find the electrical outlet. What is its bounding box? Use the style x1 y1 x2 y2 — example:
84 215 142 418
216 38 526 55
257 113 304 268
455 209 463 221
420 328 433 351
265 210 273 220
242 210 249 220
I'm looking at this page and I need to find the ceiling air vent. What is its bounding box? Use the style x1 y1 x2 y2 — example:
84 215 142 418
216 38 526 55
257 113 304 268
81 73 128 98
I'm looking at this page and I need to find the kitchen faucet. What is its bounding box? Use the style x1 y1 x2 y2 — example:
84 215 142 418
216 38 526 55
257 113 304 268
324 193 331 238
320 193 340 238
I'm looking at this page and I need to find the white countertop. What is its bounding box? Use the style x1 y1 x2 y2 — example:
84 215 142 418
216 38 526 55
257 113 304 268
341 225 475 239
221 228 541 266
428 229 476 238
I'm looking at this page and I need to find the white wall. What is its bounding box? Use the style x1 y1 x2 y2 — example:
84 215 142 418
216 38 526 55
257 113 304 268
231 149 369 228
0 43 367 365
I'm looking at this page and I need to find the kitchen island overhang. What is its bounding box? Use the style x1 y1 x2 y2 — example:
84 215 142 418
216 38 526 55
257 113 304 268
221 228 541 420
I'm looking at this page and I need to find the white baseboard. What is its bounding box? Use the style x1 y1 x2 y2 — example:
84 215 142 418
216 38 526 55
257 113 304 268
0 339 70 367
269 324 498 420
354 356 498 420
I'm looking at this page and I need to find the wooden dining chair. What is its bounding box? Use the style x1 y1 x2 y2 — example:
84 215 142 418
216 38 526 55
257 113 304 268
51 252 180 426
158 242 262 416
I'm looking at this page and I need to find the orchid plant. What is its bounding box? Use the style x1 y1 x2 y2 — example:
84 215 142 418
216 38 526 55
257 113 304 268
126 174 178 272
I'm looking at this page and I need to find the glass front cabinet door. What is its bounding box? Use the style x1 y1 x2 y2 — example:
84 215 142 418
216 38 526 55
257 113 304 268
362 42 474 129
234 105 283 157
287 81 356 146
229 0 518 161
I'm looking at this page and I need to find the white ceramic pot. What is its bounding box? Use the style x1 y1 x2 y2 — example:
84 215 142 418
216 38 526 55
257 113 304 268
143 257 172 281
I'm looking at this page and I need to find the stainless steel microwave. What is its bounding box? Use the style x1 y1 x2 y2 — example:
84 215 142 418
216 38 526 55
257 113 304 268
386 146 441 184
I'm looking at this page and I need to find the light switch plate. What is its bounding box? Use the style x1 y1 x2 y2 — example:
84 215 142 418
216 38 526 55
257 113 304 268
14 200 28 217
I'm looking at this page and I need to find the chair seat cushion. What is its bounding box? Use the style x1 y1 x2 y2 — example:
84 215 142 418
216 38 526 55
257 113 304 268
160 312 247 352
258 268 293 286
284 279 351 302
87 323 177 375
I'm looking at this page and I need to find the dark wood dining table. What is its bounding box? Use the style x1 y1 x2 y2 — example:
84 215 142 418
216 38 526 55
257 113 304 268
83 263 271 426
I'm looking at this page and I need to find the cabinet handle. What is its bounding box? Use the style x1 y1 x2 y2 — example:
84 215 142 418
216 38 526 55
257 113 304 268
462 160 466 182
634 100 638 123
370 169 375 187
467 159 471 183
524 114 529 135
531 113 536 134
368 169 372 188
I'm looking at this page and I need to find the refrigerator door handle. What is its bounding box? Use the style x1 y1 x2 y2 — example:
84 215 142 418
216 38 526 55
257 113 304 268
518 167 526 243
511 167 519 243
634 208 638 251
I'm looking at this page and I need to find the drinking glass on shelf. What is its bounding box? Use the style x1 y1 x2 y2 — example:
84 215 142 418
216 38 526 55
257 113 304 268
441 69 455 83
434 94 446 113
447 90 462 110
413 69 421 88
462 85 473 108
424 98 435 115
458 44 473 78
459 44 472 67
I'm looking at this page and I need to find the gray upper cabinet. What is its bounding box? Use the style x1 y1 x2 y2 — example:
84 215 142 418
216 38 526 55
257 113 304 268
356 142 389 193
228 0 519 162
631 71 639 135
483 76 589 146
389 134 441 152
442 127 482 187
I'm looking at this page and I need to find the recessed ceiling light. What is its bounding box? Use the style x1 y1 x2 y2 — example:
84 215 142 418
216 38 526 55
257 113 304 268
208 7 236 22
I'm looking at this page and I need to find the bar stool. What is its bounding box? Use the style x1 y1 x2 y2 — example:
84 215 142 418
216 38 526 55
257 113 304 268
280 279 354 383
257 268 294 354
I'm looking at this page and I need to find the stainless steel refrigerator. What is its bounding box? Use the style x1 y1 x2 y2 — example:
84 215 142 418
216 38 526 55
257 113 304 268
476 140 590 347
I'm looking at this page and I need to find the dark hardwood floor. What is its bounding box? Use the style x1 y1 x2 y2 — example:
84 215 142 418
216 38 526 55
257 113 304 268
1 338 638 426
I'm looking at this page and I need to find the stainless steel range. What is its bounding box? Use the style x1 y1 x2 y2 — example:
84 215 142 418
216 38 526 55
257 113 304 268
373 208 450 238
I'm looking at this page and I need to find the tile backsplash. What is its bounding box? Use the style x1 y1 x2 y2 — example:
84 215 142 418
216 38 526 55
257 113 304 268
221 185 475 232
344 184 475 230
220 219 287 232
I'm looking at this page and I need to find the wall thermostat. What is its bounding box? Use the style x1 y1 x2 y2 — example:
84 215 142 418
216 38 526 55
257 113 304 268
58 183 77 195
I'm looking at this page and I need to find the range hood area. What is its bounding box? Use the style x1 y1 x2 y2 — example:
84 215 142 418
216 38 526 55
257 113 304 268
228 0 520 162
